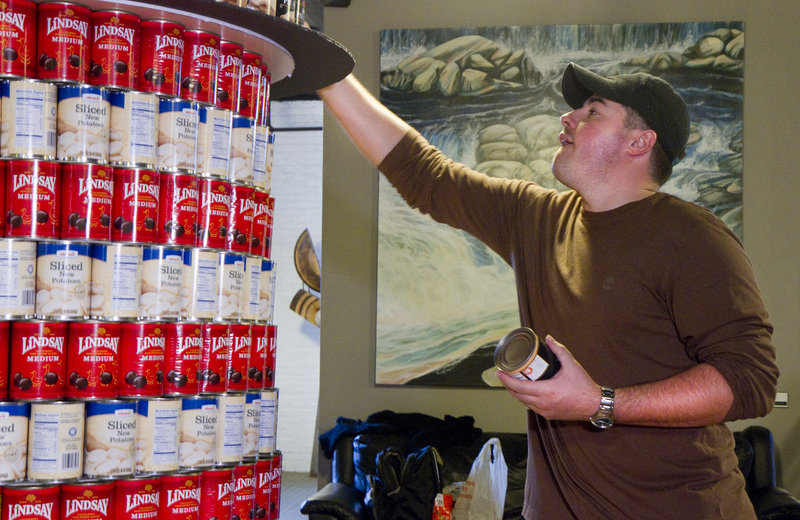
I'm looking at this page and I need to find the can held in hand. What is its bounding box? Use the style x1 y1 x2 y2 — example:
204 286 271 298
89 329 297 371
60 162 114 240
83 399 137 479
36 1 92 83
65 320 120 399
9 320 67 400
89 9 141 89
0 401 30 483
0 79 58 159
0 238 37 319
26 400 84 481
89 242 143 320
494 327 560 381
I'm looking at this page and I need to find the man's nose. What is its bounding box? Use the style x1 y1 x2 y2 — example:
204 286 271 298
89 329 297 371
560 111 576 128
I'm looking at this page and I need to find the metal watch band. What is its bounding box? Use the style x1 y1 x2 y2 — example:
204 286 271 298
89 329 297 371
590 386 615 429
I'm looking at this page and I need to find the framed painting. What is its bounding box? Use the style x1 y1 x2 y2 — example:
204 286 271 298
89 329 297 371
375 21 744 386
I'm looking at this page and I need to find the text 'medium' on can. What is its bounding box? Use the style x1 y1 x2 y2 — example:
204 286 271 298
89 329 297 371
494 327 560 381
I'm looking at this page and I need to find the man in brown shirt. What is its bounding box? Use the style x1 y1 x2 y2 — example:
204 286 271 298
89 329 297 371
318 63 778 519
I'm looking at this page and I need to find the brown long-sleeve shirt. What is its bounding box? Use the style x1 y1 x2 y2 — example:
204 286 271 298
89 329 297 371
378 129 778 519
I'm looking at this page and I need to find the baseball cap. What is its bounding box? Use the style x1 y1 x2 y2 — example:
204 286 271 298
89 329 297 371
561 62 690 165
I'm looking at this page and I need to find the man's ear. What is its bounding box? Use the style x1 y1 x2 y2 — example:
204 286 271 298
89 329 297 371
629 129 657 158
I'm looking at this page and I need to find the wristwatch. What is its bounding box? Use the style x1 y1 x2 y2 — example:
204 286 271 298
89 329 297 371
590 386 615 429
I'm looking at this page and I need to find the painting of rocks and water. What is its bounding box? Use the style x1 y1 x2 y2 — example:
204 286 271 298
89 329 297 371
375 22 744 387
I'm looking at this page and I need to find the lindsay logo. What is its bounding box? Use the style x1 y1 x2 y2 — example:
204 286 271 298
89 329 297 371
235 475 255 491
12 173 56 193
218 481 234 500
94 23 136 45
211 335 231 354
0 11 26 32
239 197 255 215
46 16 89 38
174 186 199 205
255 336 267 353
155 34 184 54
201 191 230 208
64 497 109 516
78 176 114 196
242 63 261 79
192 43 219 61
123 181 159 199
21 336 64 355
165 488 199 507
78 335 119 355
233 336 250 353
176 335 201 355
7 503 54 520
136 335 165 355
125 492 159 512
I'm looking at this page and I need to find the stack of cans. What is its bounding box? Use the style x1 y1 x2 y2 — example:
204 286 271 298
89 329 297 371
0 1 285 519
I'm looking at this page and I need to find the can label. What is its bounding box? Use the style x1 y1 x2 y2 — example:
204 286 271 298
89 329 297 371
111 167 160 243
216 40 242 111
254 458 273 519
135 398 180 474
27 401 84 481
157 97 197 172
159 473 200 519
89 243 142 320
163 322 202 395
250 190 269 258
243 391 261 459
83 400 137 478
239 50 262 117
227 183 255 252
61 480 115 519
0 0 37 78
113 477 160 520
214 393 244 464
56 84 111 163
232 463 257 520
9 321 67 400
109 90 158 167
215 251 244 321
139 246 183 320
60 163 114 240
258 388 277 456
138 19 184 96
199 322 229 394
0 80 58 158
2 483 61 519
265 196 274 259
89 9 140 89
227 323 250 392
179 397 216 469
35 241 92 319
200 468 234 520
117 322 165 397
4 160 61 238
66 321 119 399
157 172 198 246
0 239 37 318
196 105 231 178
257 67 271 125
242 254 261 322
180 248 218 321
196 178 231 249
36 1 91 83
252 124 269 190
248 324 266 389
264 325 277 388
180 29 219 104
229 115 254 184
258 260 275 323
268 452 282 520
265 131 275 193
0 401 30 482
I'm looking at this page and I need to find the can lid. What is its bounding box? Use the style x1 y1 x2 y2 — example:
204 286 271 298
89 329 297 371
494 327 539 372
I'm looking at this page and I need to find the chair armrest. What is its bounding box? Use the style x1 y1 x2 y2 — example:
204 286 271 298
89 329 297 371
750 486 800 520
300 481 371 520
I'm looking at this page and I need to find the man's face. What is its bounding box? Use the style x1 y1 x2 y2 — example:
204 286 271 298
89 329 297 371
552 95 635 192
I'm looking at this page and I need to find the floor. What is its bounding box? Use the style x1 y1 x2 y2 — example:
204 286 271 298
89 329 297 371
281 471 319 519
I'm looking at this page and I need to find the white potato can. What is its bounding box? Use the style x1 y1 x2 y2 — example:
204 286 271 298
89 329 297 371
35 241 92 320
157 97 198 172
257 388 277 456
180 396 217 470
251 123 268 190
180 247 218 321
0 79 58 159
214 392 244 465
196 105 231 178
135 397 181 474
90 242 143 320
56 84 111 163
0 238 37 319
228 114 253 184
241 253 261 322
27 401 85 481
139 245 184 320
83 399 137 478
0 401 30 483
109 89 158 167
214 251 244 321
242 390 260 460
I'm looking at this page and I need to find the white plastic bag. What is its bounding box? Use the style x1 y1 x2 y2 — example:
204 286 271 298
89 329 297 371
451 438 508 520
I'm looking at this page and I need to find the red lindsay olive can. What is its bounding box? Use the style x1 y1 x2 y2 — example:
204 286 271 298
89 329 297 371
180 28 220 105
227 323 250 392
61 480 115 519
238 50 262 117
60 162 114 241
199 322 229 394
114 476 161 520
250 189 269 258
117 321 165 397
227 183 255 253
196 177 231 250
9 320 67 400
265 452 282 520
89 9 141 89
0 321 9 398
163 321 202 395
159 472 201 520
231 463 257 520
0 0 37 78
65 320 120 399
264 325 277 388
1 482 61 519
4 160 61 239
111 167 160 243
254 458 274 520
157 172 199 246
36 1 92 83
138 19 184 97
248 324 267 390
215 40 242 111
199 466 235 520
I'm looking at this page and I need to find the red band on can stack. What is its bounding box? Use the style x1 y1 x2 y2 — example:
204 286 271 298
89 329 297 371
66 320 120 399
2 483 61 519
111 167 160 243
36 1 92 83
216 40 242 111
114 477 161 520
4 160 61 239
158 172 199 246
117 321 165 397
159 472 201 519
138 19 184 97
239 50 262 117
199 321 229 394
196 177 231 249
200 467 235 520
164 321 202 395
227 323 250 392
228 183 255 252
232 463 257 520
90 9 141 89
60 162 114 240
9 320 67 400
180 28 220 104
0 0 37 78
61 480 115 520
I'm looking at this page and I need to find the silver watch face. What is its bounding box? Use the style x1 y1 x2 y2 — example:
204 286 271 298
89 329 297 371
591 415 614 429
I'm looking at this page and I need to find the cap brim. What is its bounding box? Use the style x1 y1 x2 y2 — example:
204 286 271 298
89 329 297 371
561 62 617 109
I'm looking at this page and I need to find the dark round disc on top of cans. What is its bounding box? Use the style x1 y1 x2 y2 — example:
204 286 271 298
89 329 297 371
494 327 560 381
36 1 92 83
0 0 38 79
